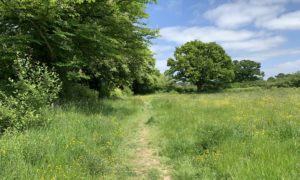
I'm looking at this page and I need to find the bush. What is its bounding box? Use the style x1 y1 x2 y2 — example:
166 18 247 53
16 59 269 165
230 72 300 90
268 72 300 88
110 88 124 98
61 82 99 101
230 80 268 89
0 57 61 133
110 86 133 98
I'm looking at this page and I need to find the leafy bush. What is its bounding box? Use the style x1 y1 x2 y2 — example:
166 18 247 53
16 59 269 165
230 72 300 90
268 72 300 88
110 87 133 98
164 81 197 93
122 86 134 96
0 58 61 133
110 88 124 98
230 80 268 89
61 82 99 101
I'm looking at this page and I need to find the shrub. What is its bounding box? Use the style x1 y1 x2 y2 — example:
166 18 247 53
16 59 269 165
110 86 133 98
230 80 268 89
269 72 300 88
230 72 300 90
61 82 99 101
110 88 124 98
0 57 61 133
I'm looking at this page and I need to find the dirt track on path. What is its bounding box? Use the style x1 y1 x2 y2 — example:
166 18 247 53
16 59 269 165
132 98 171 180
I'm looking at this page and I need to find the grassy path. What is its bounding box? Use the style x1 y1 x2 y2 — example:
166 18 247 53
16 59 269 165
1 90 300 179
131 97 171 180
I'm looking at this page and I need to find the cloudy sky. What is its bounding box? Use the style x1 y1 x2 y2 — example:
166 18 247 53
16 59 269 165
146 0 300 77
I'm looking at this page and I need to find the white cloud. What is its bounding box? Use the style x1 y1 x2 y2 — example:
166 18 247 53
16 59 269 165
264 59 300 77
259 11 300 30
204 0 300 30
159 26 285 52
155 60 168 72
150 45 174 54
161 26 259 43
234 48 300 61
204 0 285 29
278 59 300 68
222 36 286 52
150 44 174 65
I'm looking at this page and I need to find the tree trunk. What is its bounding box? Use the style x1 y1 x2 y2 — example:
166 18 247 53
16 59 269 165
196 83 202 92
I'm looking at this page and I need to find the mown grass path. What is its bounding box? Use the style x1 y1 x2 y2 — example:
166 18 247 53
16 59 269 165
131 96 171 180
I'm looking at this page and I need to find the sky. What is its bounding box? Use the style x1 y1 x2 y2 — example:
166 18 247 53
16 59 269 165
146 0 300 78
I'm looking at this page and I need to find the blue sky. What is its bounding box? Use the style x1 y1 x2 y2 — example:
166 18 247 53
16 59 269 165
146 0 300 77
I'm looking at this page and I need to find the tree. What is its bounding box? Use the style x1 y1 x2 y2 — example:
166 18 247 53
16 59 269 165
275 73 288 79
233 60 264 82
166 40 234 91
0 0 158 97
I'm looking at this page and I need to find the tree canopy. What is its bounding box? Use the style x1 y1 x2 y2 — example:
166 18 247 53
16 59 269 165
233 60 264 82
166 40 234 91
0 0 158 96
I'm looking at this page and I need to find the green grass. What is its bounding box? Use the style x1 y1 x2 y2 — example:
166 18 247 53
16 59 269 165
0 98 143 179
150 89 300 179
1 89 300 179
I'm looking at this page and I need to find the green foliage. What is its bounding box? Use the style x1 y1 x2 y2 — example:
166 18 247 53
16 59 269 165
132 70 163 94
166 40 234 91
0 58 61 133
231 80 268 89
61 82 99 101
268 72 300 87
110 88 125 98
0 0 158 96
231 72 300 89
233 60 264 82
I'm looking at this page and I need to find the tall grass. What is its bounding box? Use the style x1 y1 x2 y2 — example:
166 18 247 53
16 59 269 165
150 89 300 179
1 89 300 179
0 98 142 179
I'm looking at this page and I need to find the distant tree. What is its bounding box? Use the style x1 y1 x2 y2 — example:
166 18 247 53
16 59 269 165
233 60 264 82
272 72 300 87
166 40 234 91
132 67 161 94
267 77 276 81
275 73 288 79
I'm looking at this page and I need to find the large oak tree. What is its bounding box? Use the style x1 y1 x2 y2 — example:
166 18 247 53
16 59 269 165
166 40 234 91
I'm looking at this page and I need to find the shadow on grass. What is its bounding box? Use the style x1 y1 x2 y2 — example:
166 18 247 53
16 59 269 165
58 97 139 117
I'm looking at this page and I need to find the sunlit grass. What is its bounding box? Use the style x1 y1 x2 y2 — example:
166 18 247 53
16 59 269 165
1 89 300 179
150 88 300 179
0 98 143 179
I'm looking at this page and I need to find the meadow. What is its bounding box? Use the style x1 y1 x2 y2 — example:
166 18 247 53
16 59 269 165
150 88 300 179
0 88 300 179
0 98 144 179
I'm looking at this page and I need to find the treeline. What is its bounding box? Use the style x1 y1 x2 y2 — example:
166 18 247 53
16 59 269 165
232 72 300 89
0 0 159 133
0 0 159 97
